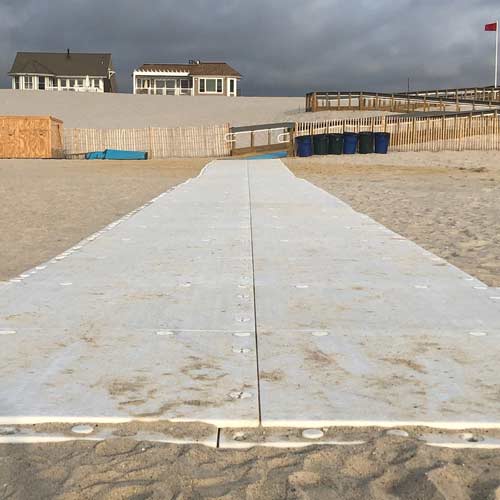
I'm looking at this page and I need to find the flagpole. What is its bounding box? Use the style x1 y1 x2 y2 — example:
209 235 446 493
496 20 499 88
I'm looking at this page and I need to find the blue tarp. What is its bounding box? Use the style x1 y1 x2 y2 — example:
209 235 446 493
85 149 148 160
246 151 288 160
85 151 106 160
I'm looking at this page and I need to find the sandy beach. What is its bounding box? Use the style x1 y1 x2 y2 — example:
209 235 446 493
2 427 500 499
1 152 500 499
0 159 207 281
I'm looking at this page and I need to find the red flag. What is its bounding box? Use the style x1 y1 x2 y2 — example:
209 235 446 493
485 22 498 32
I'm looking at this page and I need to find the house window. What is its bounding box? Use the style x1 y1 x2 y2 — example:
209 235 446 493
14 76 20 89
136 78 151 94
229 79 235 94
199 78 223 94
155 79 166 95
24 75 34 90
180 79 191 95
166 79 176 95
91 78 101 88
38 77 45 90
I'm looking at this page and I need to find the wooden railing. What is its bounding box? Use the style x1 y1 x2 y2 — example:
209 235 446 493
227 122 294 156
305 89 500 114
399 85 500 102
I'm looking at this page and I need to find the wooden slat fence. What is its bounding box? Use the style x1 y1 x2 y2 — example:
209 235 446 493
63 124 231 158
295 112 500 152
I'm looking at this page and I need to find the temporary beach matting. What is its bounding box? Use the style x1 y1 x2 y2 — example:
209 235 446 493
1 159 499 436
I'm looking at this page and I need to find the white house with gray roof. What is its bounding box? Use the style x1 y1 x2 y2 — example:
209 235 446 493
9 51 117 92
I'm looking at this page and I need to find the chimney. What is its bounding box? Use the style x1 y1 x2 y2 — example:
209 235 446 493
67 48 70 58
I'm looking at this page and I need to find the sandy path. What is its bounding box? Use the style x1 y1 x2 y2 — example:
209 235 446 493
0 159 206 281
1 153 500 499
285 151 500 287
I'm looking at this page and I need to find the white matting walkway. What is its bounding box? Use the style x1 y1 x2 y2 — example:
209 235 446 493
1 159 499 430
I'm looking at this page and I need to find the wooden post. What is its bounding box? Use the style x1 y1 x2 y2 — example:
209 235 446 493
148 127 154 158
411 117 416 152
495 110 499 151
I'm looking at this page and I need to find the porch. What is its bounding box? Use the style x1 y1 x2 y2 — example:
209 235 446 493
135 76 193 96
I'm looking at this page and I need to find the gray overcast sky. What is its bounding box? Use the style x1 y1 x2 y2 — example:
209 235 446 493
1 0 499 95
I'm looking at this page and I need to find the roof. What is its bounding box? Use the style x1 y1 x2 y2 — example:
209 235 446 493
136 62 241 77
9 52 113 77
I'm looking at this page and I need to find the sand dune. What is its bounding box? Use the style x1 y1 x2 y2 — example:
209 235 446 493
0 90 388 129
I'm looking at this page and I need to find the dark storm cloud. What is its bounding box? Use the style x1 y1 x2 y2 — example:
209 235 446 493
1 0 499 95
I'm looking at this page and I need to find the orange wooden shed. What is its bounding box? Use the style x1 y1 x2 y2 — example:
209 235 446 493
0 115 64 159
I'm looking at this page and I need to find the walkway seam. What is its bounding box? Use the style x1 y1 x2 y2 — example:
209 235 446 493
246 160 263 426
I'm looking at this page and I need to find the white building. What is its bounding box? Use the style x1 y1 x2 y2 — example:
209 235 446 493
9 51 117 92
132 60 241 96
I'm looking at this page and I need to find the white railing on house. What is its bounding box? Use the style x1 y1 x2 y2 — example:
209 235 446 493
135 88 193 96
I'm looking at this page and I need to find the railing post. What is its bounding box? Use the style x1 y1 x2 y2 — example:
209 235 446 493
289 125 296 157
312 93 318 112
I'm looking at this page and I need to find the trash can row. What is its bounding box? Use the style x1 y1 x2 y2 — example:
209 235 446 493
296 132 390 157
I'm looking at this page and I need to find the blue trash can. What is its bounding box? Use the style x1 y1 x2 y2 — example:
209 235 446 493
296 136 313 157
374 132 390 154
343 132 359 154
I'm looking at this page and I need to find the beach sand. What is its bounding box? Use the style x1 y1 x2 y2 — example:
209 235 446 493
2 429 500 500
0 159 207 281
1 153 500 499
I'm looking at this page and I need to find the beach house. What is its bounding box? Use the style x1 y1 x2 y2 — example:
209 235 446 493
8 51 117 92
132 60 241 96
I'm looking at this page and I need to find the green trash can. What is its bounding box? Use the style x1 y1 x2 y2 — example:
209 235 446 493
358 132 374 154
313 134 329 155
328 134 344 155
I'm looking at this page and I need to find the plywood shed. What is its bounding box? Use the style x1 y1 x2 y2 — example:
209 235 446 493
0 116 64 159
